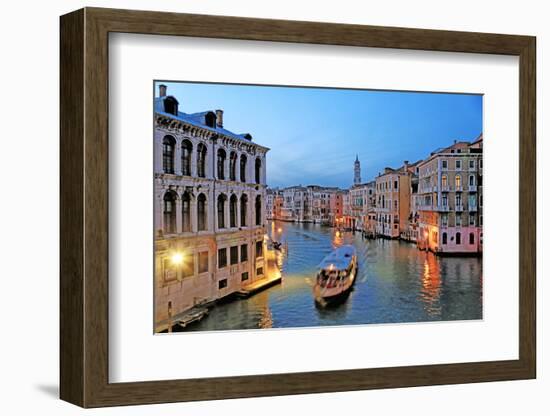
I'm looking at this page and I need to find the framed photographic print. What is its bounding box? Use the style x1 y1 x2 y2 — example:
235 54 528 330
60 7 536 408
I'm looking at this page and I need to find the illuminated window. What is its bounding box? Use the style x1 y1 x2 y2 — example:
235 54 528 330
198 251 209 273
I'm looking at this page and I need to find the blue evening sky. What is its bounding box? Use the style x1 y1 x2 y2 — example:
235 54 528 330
155 81 482 189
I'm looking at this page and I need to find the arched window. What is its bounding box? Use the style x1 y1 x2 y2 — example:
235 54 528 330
255 158 262 184
197 143 207 178
182 192 191 232
442 232 448 244
229 194 237 228
456 232 461 245
240 194 248 227
217 194 227 229
240 154 247 182
217 149 226 180
162 136 175 174
163 191 177 234
197 193 207 231
229 152 237 181
455 174 461 189
181 140 192 176
469 232 475 245
255 195 262 226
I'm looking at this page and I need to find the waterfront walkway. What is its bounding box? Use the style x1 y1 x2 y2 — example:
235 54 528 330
237 273 282 298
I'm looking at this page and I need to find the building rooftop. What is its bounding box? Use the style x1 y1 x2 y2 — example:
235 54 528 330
154 94 267 150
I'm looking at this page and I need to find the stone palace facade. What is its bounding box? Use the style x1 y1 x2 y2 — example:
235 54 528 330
154 85 269 332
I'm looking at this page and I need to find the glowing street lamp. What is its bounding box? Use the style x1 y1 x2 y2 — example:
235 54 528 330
171 252 184 265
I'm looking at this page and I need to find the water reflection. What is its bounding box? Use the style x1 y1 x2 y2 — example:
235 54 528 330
186 220 482 332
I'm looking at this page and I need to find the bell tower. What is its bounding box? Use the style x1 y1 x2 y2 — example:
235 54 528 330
354 154 361 185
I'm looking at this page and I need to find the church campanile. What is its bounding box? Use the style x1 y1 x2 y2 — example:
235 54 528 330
354 154 361 185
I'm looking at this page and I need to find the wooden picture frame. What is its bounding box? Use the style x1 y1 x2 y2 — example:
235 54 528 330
60 7 536 408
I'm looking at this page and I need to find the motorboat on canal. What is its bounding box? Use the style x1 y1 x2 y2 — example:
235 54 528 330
313 245 357 307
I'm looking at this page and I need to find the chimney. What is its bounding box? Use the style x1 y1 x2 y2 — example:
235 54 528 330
215 109 224 128
159 84 167 97
404 160 409 171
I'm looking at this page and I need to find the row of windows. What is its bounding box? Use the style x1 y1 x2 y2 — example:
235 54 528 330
441 159 481 170
163 241 263 282
377 196 399 210
162 135 262 183
217 268 263 290
441 174 480 189
376 179 399 192
441 212 478 226
441 231 476 245
218 241 263 269
441 194 479 207
162 191 262 234
163 250 209 281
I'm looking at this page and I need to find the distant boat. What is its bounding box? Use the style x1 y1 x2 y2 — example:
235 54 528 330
313 245 357 307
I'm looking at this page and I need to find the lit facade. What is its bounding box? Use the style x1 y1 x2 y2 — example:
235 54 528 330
416 137 483 255
154 84 270 331
374 164 412 238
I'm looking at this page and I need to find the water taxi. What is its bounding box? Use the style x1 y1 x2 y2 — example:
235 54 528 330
313 245 357 306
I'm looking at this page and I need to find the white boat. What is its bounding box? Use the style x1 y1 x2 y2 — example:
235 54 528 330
313 245 357 306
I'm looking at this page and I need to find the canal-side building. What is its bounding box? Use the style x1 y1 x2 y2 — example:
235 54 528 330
266 188 283 220
342 190 352 229
269 185 345 224
416 136 483 255
348 181 376 231
309 185 334 224
329 190 345 227
374 163 413 238
404 171 421 242
279 186 312 222
154 84 270 331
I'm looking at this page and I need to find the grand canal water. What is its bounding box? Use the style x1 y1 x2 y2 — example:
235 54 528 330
186 220 483 332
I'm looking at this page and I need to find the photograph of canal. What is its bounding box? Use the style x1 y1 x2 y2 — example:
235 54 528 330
153 81 483 333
